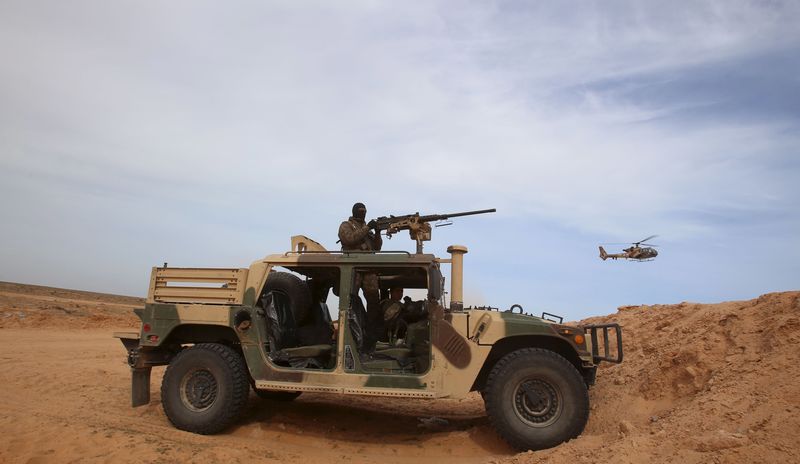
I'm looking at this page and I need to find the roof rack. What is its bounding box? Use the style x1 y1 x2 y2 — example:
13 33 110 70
282 250 413 257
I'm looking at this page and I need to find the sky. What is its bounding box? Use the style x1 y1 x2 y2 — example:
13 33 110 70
1 1 798 320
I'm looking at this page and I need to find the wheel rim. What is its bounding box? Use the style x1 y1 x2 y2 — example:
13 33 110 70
179 368 218 412
512 378 563 428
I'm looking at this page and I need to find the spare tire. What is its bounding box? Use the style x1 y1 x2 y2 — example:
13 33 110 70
263 272 312 325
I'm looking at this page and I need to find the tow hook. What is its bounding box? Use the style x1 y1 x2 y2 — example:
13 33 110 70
127 347 140 368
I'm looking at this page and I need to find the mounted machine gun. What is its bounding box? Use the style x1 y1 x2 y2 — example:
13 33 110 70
369 208 496 253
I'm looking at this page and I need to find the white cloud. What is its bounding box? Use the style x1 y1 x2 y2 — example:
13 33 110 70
1 1 798 302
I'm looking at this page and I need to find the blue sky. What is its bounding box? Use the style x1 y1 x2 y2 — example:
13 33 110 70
1 1 798 319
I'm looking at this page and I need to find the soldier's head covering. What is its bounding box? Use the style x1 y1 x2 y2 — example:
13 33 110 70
352 202 367 220
389 287 403 300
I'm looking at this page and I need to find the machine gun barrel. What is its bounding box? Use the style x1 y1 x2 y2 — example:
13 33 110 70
417 208 496 223
372 208 496 232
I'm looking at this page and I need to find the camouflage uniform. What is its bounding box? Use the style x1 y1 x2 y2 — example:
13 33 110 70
381 297 405 341
352 271 381 348
353 272 380 313
382 298 404 323
339 206 383 349
338 217 382 251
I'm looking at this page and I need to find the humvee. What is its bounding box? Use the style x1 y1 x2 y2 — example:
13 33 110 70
115 235 622 451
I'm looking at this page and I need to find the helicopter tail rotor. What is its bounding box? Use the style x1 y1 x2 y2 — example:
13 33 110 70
599 246 608 260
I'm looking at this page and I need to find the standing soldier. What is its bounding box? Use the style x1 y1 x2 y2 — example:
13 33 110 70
338 202 382 252
339 202 382 350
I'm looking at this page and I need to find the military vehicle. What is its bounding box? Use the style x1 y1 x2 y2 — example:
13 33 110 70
115 228 622 451
599 235 659 261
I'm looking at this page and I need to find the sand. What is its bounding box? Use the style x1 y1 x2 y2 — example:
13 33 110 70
1 281 798 463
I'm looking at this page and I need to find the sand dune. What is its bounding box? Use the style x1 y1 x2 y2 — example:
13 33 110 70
0 282 797 463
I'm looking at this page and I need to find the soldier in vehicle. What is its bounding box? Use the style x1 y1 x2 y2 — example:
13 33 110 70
381 287 406 342
381 288 431 343
339 203 382 350
338 202 382 252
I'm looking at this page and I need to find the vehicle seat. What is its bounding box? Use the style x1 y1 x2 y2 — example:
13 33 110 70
295 302 334 346
262 292 332 362
404 320 431 356
349 294 413 362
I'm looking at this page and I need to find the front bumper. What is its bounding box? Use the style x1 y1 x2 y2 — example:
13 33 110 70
584 323 623 364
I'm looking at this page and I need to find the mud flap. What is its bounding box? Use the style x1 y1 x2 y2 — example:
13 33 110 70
132 367 152 407
114 332 155 407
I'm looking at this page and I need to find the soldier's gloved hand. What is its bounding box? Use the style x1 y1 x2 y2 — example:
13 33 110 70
367 219 377 229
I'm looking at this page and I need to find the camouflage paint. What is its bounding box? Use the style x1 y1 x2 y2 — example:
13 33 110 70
127 235 603 400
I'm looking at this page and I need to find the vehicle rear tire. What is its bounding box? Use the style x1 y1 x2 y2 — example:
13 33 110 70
263 271 312 325
484 348 589 451
161 343 250 434
252 387 302 402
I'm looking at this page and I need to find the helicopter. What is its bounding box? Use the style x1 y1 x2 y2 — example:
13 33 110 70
599 235 659 261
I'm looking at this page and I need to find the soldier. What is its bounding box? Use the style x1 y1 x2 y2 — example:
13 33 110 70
338 202 382 252
339 203 382 350
381 287 406 342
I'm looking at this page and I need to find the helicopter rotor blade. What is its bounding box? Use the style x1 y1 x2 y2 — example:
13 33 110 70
637 235 658 244
640 244 659 247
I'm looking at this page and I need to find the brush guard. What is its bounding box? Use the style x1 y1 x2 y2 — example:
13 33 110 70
584 323 623 364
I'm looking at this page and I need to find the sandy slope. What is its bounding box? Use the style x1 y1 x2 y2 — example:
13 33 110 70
0 282 798 463
0 281 141 329
510 291 800 464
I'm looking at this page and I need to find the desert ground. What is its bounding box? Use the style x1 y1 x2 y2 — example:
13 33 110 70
1 281 798 463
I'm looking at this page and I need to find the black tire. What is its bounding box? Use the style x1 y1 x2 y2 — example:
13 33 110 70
484 348 589 451
263 271 312 325
161 343 250 434
252 387 302 402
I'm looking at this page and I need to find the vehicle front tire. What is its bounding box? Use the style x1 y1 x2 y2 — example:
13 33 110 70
161 343 250 434
484 348 589 451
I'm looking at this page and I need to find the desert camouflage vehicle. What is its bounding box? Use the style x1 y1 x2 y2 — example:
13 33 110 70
115 235 622 451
